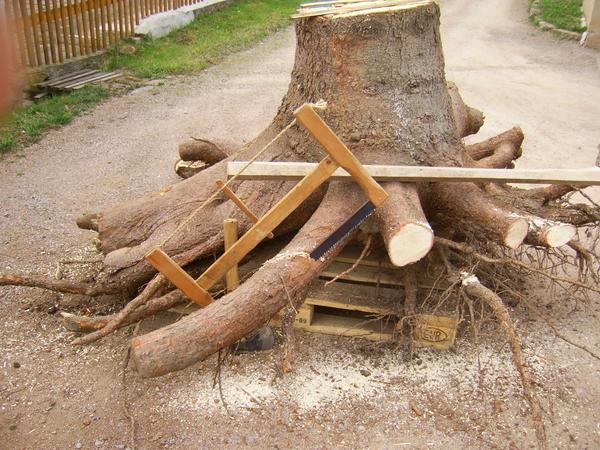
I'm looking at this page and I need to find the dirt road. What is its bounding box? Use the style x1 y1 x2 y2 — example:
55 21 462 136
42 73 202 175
1 0 599 448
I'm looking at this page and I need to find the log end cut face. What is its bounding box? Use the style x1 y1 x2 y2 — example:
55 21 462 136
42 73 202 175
388 222 434 267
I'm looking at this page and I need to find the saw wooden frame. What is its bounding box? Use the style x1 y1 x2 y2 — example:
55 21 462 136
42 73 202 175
145 103 388 307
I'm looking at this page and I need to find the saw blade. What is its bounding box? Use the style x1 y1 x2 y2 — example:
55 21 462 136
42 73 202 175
310 201 375 260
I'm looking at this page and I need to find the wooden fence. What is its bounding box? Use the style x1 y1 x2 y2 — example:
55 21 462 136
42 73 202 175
3 0 206 67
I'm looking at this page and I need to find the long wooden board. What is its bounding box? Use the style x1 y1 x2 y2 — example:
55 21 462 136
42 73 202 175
228 161 600 186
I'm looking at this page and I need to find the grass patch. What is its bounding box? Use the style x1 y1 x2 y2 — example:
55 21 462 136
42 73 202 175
106 0 299 78
0 85 109 154
537 0 586 33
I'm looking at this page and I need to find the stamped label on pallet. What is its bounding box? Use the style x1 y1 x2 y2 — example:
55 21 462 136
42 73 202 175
413 314 459 350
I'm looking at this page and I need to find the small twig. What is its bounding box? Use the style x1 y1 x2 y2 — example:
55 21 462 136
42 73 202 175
325 235 372 287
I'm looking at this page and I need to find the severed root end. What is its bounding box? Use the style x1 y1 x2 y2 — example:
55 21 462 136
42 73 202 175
540 223 577 248
174 159 208 179
388 223 434 266
527 219 577 248
504 218 530 249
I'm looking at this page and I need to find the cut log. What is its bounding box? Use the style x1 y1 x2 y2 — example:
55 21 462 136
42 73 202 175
174 159 207 179
426 182 529 249
376 183 433 267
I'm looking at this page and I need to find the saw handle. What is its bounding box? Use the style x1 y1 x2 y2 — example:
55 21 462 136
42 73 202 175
294 103 389 206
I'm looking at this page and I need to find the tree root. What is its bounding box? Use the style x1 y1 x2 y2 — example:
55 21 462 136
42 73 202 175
72 275 167 345
461 274 547 449
0 273 115 296
61 290 185 332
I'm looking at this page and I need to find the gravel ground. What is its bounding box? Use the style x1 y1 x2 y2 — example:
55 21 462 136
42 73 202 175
1 0 600 448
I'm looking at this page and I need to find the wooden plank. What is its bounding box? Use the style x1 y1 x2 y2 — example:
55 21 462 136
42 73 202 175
146 249 213 306
38 69 93 86
294 104 389 206
292 0 430 18
70 71 122 88
48 70 101 88
296 312 395 341
223 219 240 293
215 180 274 239
306 279 402 314
227 161 600 186
195 157 339 291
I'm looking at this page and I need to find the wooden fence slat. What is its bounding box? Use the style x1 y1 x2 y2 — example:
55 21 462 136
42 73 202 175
116 0 124 39
36 0 51 64
58 0 71 58
81 0 92 53
66 0 77 56
28 0 43 64
128 0 135 32
10 0 29 65
133 0 139 26
88 0 97 51
74 0 85 55
99 0 107 47
43 0 58 63
50 0 64 61
106 0 114 44
124 0 130 35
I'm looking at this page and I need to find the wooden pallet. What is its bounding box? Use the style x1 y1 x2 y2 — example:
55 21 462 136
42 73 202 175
290 279 402 341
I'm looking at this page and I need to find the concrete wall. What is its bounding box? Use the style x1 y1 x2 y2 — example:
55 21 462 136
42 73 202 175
583 0 600 48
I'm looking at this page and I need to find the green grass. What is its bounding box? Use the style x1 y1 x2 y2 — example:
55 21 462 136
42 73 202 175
0 85 109 154
106 0 299 78
537 0 586 33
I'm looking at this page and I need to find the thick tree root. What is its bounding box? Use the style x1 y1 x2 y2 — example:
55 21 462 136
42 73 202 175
447 81 485 139
130 183 365 377
426 183 529 249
